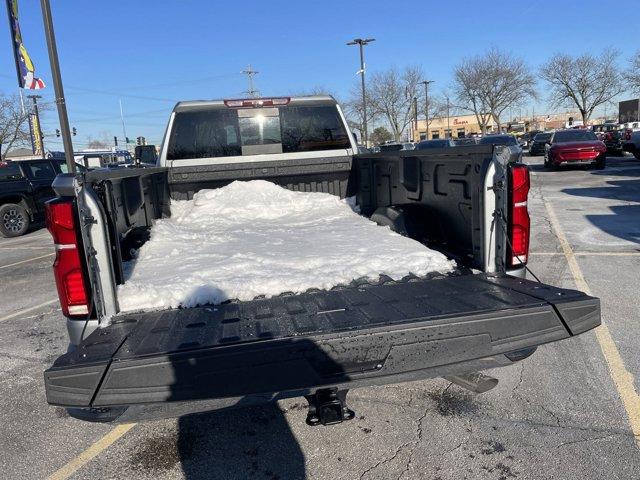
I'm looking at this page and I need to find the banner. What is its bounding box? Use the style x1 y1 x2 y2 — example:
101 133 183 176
5 0 46 89
29 113 43 156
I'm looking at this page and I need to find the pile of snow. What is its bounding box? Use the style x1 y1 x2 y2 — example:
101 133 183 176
117 180 455 312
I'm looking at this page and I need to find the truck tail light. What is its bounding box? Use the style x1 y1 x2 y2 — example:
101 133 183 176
45 199 91 317
508 164 530 267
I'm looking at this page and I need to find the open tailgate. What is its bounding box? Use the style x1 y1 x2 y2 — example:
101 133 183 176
45 274 600 409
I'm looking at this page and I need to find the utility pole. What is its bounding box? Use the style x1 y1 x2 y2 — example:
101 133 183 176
446 96 451 138
420 80 434 140
119 99 128 149
26 95 44 155
242 64 259 98
39 0 75 172
347 38 375 147
412 97 418 142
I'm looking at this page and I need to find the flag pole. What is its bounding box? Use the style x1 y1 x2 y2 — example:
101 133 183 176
39 0 75 172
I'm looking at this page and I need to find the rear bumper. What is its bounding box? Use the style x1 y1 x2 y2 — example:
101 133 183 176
550 152 605 165
45 274 600 421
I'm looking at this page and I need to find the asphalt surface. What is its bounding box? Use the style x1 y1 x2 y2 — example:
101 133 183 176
1 155 639 479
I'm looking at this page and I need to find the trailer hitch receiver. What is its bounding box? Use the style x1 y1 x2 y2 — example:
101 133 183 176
305 388 355 426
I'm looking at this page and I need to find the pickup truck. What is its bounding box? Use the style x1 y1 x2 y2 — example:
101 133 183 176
43 96 600 425
0 158 84 237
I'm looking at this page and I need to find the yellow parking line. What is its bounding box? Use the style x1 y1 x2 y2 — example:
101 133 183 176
545 200 640 448
0 252 55 270
47 423 136 480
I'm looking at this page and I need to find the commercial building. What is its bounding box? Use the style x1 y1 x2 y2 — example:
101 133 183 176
413 114 498 140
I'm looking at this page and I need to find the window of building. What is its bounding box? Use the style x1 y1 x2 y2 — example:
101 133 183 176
457 128 465 138
431 131 440 139
419 131 426 141
444 129 452 139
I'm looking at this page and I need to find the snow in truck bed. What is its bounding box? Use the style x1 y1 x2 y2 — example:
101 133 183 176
117 180 455 312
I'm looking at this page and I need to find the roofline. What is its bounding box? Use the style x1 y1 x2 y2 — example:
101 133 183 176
173 95 337 111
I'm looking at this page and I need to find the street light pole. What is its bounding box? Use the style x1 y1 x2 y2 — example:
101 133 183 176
420 80 434 140
446 96 451 138
347 38 375 147
39 0 75 173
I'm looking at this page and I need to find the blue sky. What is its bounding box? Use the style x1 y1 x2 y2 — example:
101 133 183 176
1 0 638 149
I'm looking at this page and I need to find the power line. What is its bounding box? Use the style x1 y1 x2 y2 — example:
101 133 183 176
241 64 259 98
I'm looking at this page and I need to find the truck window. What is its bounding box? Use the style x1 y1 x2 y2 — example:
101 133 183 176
26 161 56 179
279 106 351 153
167 104 351 160
0 162 23 181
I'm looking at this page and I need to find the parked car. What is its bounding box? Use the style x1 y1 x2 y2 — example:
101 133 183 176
453 137 478 146
379 142 414 152
42 95 599 425
590 124 623 155
478 134 523 162
529 132 552 156
0 158 85 237
544 129 607 170
622 130 640 159
518 130 542 149
415 139 455 149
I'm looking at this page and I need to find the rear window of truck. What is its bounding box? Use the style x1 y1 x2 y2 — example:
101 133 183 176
0 162 24 181
167 104 351 160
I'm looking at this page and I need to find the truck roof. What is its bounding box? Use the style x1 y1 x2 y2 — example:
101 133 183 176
173 95 337 112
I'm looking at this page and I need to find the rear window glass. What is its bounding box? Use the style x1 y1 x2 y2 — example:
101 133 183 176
167 104 350 160
0 162 23 181
26 161 56 179
478 135 517 146
533 133 552 142
553 130 598 142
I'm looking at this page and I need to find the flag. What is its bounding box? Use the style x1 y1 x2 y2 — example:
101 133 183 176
5 0 46 89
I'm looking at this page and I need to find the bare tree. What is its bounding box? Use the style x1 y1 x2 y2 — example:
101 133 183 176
0 94 31 159
368 66 423 141
541 51 624 124
624 51 640 93
87 138 110 149
453 48 536 133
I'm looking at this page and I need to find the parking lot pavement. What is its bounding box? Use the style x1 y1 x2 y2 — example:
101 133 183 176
1 156 639 479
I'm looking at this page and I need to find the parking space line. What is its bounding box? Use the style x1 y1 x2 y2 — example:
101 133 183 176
0 252 55 270
545 200 640 448
0 299 58 323
47 423 136 480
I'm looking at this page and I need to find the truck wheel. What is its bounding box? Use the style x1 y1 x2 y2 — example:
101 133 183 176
0 203 30 238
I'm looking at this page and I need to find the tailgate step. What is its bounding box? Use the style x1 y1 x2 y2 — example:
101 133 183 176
45 274 600 408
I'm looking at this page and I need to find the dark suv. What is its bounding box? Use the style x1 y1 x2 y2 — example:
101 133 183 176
0 158 82 237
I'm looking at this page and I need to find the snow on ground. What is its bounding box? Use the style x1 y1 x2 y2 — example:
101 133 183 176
117 180 455 312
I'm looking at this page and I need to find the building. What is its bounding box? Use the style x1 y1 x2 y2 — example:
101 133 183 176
413 113 498 141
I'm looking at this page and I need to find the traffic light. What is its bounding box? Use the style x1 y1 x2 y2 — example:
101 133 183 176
136 136 146 146
72 127 77 136
55 129 60 137
114 136 118 146
126 137 131 144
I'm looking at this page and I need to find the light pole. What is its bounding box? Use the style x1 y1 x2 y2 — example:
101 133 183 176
347 38 375 147
420 80 434 140
445 95 451 138
40 0 75 172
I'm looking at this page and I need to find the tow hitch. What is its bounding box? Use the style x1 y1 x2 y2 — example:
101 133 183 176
304 388 355 426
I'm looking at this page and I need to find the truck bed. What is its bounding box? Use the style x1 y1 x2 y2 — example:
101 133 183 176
45 273 599 412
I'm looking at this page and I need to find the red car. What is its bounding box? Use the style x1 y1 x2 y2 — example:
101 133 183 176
544 129 607 170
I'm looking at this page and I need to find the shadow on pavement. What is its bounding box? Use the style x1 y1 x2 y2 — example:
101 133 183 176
176 405 306 480
562 179 640 245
